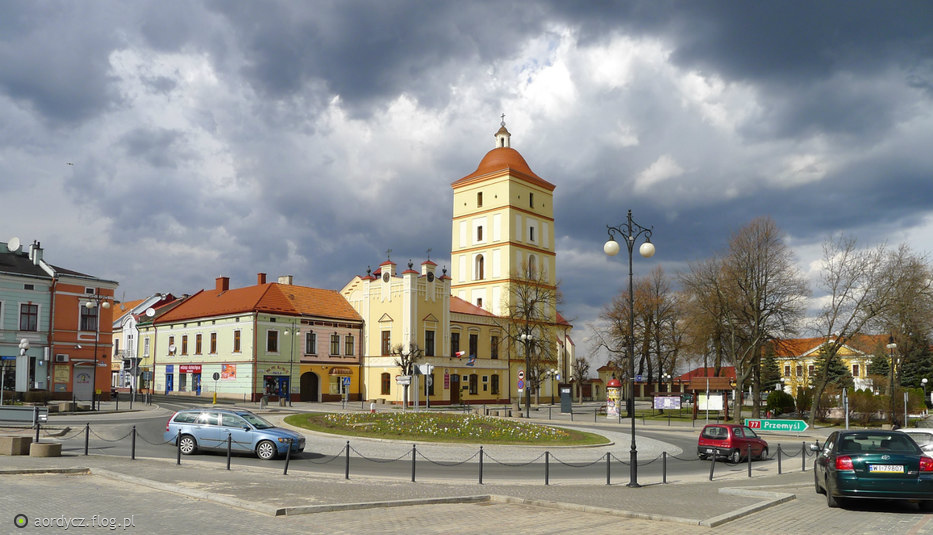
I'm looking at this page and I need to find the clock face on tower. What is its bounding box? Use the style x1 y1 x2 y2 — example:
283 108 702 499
382 272 390 283
427 272 435 282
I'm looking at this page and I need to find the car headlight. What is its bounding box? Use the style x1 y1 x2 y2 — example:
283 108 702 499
277 437 292 443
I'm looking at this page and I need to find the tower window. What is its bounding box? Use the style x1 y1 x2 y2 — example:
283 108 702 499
529 193 534 208
475 255 485 280
477 192 483 207
476 298 483 308
477 226 483 242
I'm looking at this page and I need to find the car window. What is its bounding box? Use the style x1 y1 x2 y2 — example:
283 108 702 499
172 412 198 424
732 427 745 438
702 426 727 439
221 414 246 427
238 412 274 429
904 432 933 446
742 427 758 439
196 412 219 426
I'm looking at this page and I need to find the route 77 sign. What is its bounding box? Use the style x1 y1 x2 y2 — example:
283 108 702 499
744 418 809 433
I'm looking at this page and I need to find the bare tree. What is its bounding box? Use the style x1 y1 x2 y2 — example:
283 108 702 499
809 235 893 427
681 218 808 422
571 357 591 403
495 260 561 416
391 343 423 408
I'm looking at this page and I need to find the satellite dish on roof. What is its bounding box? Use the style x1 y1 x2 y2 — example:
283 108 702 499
168 345 176 354
145 308 156 317
7 237 21 253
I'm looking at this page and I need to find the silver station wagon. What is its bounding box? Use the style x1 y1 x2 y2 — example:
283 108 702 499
164 408 305 460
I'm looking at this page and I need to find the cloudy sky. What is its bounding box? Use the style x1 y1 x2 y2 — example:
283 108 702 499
3 1 932 365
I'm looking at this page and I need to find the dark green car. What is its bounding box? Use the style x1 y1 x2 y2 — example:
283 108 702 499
811 430 933 509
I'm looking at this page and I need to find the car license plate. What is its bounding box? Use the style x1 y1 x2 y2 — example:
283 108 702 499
869 465 904 473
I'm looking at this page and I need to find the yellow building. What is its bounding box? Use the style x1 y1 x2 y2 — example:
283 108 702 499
771 335 885 394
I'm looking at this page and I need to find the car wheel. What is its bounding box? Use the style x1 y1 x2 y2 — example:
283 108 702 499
178 435 197 455
729 449 741 464
256 440 277 460
757 447 768 461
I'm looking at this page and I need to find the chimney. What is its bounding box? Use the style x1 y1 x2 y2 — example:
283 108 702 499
257 273 267 285
29 241 43 265
216 276 230 292
277 275 293 285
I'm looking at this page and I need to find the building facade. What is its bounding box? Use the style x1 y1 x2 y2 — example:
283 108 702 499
771 335 883 395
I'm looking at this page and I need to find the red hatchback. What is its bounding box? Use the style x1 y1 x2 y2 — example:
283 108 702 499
698 423 769 463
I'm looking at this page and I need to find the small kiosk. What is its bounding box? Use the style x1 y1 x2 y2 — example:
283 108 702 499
606 378 622 419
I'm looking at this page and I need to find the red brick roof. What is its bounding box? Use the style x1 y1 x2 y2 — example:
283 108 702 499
675 367 737 382
155 283 362 324
768 334 888 357
450 296 495 317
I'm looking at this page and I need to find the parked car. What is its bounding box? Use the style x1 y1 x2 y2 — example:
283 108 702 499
697 423 769 463
164 408 305 460
811 430 933 509
896 428 933 453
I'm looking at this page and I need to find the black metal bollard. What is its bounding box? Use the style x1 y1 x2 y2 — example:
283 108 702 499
777 444 782 474
606 452 611 485
411 444 417 482
663 452 668 484
595 409 598 423
548 406 552 420
570 410 574 422
283 439 292 475
709 455 716 481
115 392 119 412
801 442 806 472
131 426 136 460
176 433 181 465
545 451 550 485
479 446 484 484
84 423 90 455
345 441 350 480
34 422 39 443
747 444 752 477
227 434 232 470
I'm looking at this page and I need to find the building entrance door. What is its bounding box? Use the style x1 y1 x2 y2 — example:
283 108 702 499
450 374 460 404
300 372 319 402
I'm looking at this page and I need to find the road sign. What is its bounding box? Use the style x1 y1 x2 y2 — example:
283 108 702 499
212 372 220 381
517 379 525 390
744 418 809 433
636 374 643 382
342 377 351 386
518 370 525 380
396 375 411 385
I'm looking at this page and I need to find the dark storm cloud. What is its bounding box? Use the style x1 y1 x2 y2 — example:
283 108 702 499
205 1 550 116
0 3 124 123
118 127 189 169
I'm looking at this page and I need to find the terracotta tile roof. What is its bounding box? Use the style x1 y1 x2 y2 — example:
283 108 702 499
113 299 145 322
675 367 737 382
449 296 495 317
556 312 571 326
451 147 556 191
154 283 361 324
768 334 888 358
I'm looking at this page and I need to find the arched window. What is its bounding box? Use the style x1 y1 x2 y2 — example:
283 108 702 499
475 255 485 280
381 373 391 395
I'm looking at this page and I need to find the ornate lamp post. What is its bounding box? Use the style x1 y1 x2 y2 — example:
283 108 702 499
604 209 655 488
85 291 111 411
520 331 533 417
887 336 897 425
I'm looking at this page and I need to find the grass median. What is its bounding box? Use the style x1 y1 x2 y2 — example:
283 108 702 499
285 412 610 446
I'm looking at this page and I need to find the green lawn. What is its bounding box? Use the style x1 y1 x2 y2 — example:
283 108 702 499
285 412 610 446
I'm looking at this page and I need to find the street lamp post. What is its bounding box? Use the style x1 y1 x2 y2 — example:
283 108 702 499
604 208 655 489
520 331 533 417
923 378 929 412
284 323 300 407
550 369 559 405
85 291 111 411
887 336 897 425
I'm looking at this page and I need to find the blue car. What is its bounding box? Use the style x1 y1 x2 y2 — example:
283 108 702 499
164 408 305 460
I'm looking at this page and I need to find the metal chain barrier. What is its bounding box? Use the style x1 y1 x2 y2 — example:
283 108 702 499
348 445 412 463
547 453 605 468
302 447 345 465
87 428 134 442
415 448 480 467
482 451 546 467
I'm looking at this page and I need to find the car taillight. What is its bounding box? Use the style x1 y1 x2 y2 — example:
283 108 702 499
920 457 933 472
166 412 177 432
835 456 854 470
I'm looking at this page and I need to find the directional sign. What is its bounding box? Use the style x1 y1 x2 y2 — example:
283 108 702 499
396 375 411 385
744 418 809 433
